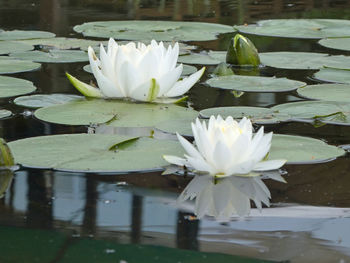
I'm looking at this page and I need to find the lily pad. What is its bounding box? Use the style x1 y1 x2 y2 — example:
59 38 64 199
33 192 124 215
34 99 198 127
8 134 184 173
0 57 41 74
0 109 12 119
0 41 33 55
318 37 350 51
73 21 235 42
271 101 350 126
0 76 36 98
297 84 350 102
206 75 306 92
313 68 350 84
0 30 55 41
178 53 223 65
155 118 195 136
14 94 83 108
10 50 88 63
200 106 290 124
270 134 345 164
236 19 350 39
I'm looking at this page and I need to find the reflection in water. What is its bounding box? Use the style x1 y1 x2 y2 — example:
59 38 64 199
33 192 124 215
0 170 13 199
178 171 285 220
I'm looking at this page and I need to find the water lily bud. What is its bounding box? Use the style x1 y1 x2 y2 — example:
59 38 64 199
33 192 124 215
0 138 14 167
226 34 261 67
212 62 234 76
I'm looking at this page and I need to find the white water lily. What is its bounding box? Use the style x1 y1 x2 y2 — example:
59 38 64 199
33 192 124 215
66 38 205 102
164 115 286 177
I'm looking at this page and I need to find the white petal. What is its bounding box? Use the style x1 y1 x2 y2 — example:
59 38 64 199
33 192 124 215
163 155 188 167
176 133 202 160
253 159 286 171
212 180 231 216
157 64 183 96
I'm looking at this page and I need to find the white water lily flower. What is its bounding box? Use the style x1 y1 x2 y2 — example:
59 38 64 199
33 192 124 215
164 115 286 177
66 38 205 102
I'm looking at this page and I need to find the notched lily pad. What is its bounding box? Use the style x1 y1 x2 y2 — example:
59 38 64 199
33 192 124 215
270 134 345 164
206 75 306 92
297 84 350 102
14 94 83 108
0 57 41 74
0 109 12 119
0 76 36 98
10 50 88 63
73 21 235 42
0 30 55 41
313 68 350 84
8 134 184 173
0 41 33 55
34 99 198 127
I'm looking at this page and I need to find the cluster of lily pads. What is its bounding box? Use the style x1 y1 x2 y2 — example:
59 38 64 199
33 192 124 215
0 19 349 217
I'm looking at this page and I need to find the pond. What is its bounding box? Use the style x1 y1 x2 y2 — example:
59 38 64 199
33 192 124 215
1 0 350 262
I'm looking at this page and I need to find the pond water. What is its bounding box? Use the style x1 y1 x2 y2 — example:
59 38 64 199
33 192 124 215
1 0 350 262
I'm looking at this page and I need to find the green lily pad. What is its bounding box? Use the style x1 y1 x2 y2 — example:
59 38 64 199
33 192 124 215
0 41 33 55
260 52 350 70
236 19 350 39
271 101 350 126
8 134 184 173
313 68 350 84
270 134 345 164
10 50 88 63
15 37 104 50
34 99 198 127
0 30 55 41
14 94 83 108
0 57 41 74
200 106 290 124
0 109 12 119
155 118 195 136
297 84 350 102
206 75 306 92
0 76 36 98
318 37 350 51
73 21 235 42
178 53 223 65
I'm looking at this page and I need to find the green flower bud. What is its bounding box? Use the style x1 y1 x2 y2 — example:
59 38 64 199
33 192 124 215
226 34 261 67
0 138 14 167
212 63 234 76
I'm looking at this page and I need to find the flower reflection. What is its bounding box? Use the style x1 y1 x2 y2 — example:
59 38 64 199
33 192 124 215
178 171 286 219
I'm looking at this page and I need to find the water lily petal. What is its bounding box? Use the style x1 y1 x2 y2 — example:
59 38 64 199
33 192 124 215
157 64 183 96
253 159 286 171
163 155 187 167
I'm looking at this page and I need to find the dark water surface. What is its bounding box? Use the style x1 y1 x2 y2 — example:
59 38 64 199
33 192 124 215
1 0 350 262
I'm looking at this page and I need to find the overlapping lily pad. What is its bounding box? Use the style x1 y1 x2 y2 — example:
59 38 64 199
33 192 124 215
178 52 223 65
34 99 198 127
260 52 350 70
0 57 41 74
0 76 36 98
8 134 184 173
0 110 12 119
10 50 88 63
14 94 83 108
236 19 350 39
270 134 345 164
313 68 350 84
0 30 55 41
155 118 195 136
272 101 350 125
73 21 235 42
297 84 350 102
200 106 290 124
318 37 350 51
206 75 306 92
0 41 33 55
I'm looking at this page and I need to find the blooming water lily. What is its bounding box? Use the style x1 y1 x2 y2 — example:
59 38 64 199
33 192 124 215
66 38 205 102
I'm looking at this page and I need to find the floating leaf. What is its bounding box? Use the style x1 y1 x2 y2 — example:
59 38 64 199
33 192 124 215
0 57 40 74
10 50 88 63
313 68 350 84
200 106 290 124
0 41 33 55
73 21 235 42
155 118 195 136
34 99 198 127
236 19 350 39
9 134 184 173
272 101 350 126
178 53 223 65
14 94 83 108
270 134 345 164
206 75 305 92
0 30 55 41
297 84 350 102
318 37 350 51
0 76 36 98
0 110 11 119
